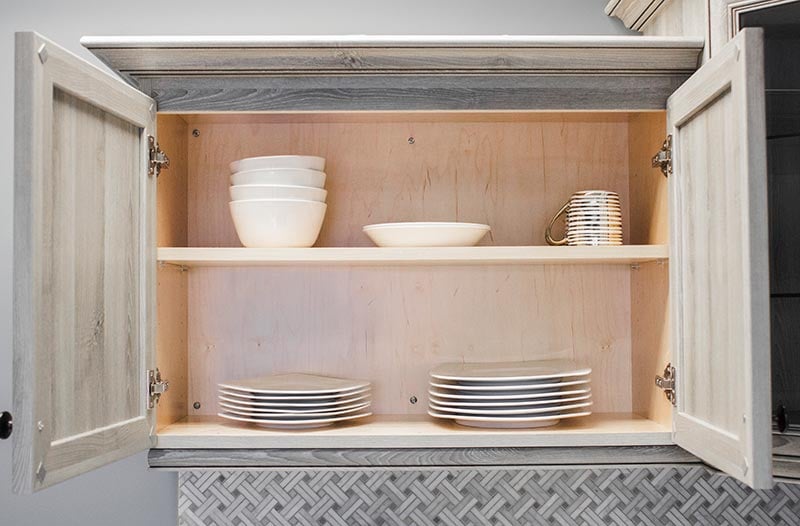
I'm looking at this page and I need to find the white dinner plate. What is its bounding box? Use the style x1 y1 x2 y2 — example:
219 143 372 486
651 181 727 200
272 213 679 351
218 386 371 402
429 400 592 416
219 411 371 429
219 373 370 395
218 393 370 408
428 409 592 428
428 392 591 407
430 377 590 392
430 360 590 382
219 400 371 417
429 387 590 401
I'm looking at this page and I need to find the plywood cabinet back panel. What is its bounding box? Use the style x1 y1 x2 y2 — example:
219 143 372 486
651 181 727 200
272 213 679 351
186 114 631 249
186 264 632 417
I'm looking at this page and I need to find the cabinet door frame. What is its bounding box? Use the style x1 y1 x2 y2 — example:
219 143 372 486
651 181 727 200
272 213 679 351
668 27 772 489
13 32 157 494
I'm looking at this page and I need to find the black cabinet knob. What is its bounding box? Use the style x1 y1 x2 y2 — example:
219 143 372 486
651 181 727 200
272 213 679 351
774 405 788 433
0 411 11 439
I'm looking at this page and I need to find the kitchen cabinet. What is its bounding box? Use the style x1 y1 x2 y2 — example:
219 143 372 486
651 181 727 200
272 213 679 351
11 28 775 497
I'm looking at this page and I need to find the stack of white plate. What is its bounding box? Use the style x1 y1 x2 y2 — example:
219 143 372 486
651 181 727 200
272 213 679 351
229 155 328 247
218 373 372 429
428 360 592 428
566 190 622 246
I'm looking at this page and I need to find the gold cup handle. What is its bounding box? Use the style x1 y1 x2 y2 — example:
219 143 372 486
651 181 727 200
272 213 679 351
545 200 570 246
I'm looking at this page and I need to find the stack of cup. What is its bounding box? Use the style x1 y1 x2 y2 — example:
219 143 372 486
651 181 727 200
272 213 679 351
229 155 328 247
545 190 622 246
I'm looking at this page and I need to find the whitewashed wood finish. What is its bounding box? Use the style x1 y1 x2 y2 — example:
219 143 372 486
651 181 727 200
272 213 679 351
668 28 771 488
155 414 672 449
643 0 710 55
604 0 673 31
13 32 156 493
148 444 697 468
158 245 669 267
183 113 634 248
186 264 633 417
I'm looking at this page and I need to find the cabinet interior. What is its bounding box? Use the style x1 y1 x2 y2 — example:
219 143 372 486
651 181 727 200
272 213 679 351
154 110 673 448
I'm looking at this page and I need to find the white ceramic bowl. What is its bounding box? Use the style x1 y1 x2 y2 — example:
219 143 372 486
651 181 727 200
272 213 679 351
231 168 327 188
362 222 491 247
230 199 327 248
230 184 327 202
230 155 326 173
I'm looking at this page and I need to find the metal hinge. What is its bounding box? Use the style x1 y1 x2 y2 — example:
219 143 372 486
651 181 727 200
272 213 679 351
655 362 676 406
148 368 169 409
652 134 672 178
148 135 170 177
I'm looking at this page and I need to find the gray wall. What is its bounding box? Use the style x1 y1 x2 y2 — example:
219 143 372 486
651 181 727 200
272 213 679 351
0 2 631 524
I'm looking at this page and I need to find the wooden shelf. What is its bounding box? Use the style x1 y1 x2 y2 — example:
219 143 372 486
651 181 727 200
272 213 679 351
155 413 672 449
158 245 668 267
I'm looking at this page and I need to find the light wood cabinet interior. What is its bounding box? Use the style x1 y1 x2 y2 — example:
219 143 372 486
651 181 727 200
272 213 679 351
154 110 672 447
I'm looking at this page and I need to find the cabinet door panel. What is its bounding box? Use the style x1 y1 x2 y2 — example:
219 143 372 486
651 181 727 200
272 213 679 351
668 28 771 489
13 32 156 493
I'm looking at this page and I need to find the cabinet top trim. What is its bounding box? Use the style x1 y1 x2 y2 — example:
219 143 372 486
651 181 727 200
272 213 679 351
605 0 669 31
81 35 703 84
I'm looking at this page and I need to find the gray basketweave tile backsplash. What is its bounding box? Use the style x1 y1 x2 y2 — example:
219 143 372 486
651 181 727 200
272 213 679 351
178 465 800 525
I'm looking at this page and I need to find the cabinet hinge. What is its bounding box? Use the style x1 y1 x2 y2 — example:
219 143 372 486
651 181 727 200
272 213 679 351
148 368 169 409
655 362 676 406
148 135 170 177
651 134 672 178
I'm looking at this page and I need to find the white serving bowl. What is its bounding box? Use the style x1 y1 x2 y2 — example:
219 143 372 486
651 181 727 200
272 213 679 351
362 222 491 247
230 199 327 248
230 155 326 173
230 184 327 202
231 168 327 188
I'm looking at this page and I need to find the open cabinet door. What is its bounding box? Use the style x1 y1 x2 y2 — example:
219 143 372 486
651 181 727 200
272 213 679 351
13 32 157 493
668 28 771 489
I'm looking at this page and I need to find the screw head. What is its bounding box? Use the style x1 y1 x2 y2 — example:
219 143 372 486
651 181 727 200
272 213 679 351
407 137 415 144
409 396 418 405
193 402 201 410
37 421 44 432
192 129 200 137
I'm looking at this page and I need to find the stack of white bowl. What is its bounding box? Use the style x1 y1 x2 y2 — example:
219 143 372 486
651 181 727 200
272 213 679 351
229 155 328 247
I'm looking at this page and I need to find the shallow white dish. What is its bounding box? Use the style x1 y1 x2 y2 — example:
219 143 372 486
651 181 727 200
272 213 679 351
229 199 327 248
428 387 591 401
429 400 592 416
218 411 371 429
231 168 327 188
219 401 371 416
219 386 370 401
428 409 592 429
230 184 327 202
230 155 325 173
428 392 591 407
218 392 370 407
219 373 370 395
363 222 490 247
430 377 590 392
430 360 590 382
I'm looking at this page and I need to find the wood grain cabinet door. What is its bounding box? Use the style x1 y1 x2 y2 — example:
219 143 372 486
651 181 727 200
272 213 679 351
668 27 772 489
13 32 157 493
